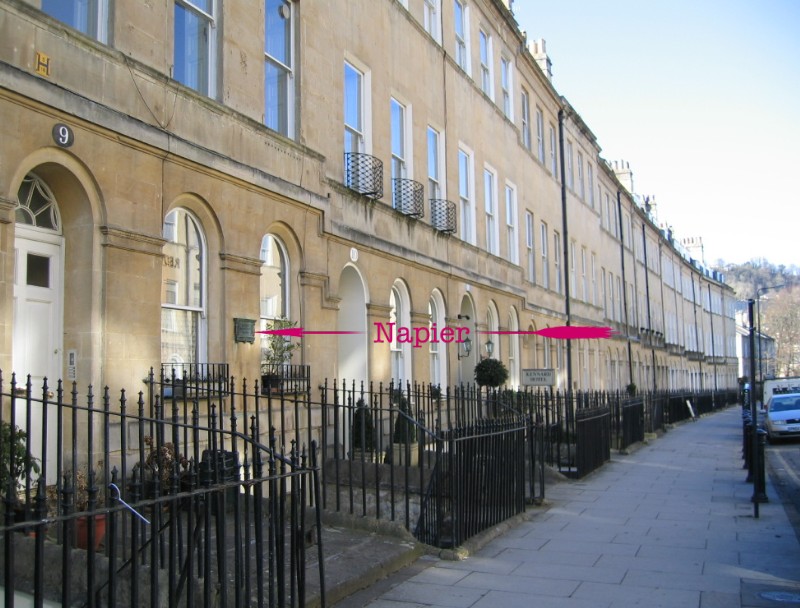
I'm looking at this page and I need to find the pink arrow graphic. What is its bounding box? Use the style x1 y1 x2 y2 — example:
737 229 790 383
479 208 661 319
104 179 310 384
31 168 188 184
480 326 616 340
256 327 363 338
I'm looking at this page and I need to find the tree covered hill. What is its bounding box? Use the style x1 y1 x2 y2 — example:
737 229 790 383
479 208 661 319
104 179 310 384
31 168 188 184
713 259 799 300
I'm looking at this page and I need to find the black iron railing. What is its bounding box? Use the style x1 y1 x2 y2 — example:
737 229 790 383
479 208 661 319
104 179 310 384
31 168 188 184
160 362 229 398
392 178 424 218
430 199 456 233
415 418 528 548
260 363 310 395
344 152 383 199
0 370 324 608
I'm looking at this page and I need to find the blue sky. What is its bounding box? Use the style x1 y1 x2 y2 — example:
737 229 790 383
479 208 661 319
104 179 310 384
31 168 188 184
514 0 800 268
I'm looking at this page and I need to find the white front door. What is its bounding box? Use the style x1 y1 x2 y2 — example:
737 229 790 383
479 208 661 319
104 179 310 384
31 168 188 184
12 226 63 478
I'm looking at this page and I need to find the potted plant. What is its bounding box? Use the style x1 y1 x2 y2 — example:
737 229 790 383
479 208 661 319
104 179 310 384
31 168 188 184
351 398 375 461
261 317 300 393
474 358 509 388
0 422 42 526
70 463 107 551
626 383 637 397
386 391 418 466
143 435 188 496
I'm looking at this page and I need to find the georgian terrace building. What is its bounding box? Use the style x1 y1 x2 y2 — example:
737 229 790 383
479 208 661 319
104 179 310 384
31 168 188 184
0 0 737 399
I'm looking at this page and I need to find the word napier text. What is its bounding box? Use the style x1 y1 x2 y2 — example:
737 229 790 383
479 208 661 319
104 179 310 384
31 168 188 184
374 322 469 348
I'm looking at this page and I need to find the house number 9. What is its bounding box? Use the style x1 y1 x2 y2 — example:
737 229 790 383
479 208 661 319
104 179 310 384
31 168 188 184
52 123 74 148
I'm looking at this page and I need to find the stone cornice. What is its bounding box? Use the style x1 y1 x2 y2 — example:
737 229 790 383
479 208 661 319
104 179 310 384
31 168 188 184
0 196 16 224
218 252 262 276
100 226 164 256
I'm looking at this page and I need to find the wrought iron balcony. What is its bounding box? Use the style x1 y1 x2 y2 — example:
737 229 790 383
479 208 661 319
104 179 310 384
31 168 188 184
430 199 457 233
345 152 383 199
392 178 424 218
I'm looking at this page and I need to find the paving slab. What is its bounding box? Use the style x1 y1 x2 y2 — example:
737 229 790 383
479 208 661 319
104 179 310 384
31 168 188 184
339 407 800 608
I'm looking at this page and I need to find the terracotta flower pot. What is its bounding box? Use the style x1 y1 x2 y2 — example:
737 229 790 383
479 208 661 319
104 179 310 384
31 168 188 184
76 513 107 550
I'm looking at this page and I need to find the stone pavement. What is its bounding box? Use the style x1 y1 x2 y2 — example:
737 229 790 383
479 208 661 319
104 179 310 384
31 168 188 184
336 406 800 608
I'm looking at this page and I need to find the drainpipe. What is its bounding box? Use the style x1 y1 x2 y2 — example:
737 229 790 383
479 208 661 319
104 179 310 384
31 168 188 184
557 107 573 393
617 191 633 387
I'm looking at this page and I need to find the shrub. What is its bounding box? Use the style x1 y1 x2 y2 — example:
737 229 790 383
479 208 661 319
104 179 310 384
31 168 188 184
474 358 509 388
0 422 40 503
352 399 375 451
392 395 417 444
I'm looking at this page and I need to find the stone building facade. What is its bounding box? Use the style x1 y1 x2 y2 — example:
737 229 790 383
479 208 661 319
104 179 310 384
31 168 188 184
0 0 738 397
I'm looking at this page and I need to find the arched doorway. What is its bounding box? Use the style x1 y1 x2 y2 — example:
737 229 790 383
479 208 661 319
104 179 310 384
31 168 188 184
337 265 368 384
12 173 64 387
12 172 64 480
457 294 476 384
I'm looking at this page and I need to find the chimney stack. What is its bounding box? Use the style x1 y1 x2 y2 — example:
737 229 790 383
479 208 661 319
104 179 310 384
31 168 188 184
528 39 552 81
613 160 634 194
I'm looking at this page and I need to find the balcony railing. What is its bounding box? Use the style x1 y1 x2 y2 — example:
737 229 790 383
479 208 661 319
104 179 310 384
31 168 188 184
430 198 457 233
345 152 383 199
392 178 424 218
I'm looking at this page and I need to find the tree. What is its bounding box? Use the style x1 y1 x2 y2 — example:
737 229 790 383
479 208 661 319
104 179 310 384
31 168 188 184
763 286 800 377
474 358 509 388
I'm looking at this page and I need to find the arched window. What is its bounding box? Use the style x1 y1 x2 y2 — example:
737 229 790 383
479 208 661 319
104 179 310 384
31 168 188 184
259 235 290 318
260 233 291 363
15 173 62 231
390 281 412 385
486 303 499 359
161 209 206 364
429 291 447 388
508 309 520 387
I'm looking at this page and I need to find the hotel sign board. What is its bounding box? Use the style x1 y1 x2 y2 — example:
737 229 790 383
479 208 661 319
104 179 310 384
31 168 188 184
522 369 555 387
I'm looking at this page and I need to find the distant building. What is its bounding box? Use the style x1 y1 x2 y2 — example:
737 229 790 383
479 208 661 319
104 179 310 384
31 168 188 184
735 308 777 382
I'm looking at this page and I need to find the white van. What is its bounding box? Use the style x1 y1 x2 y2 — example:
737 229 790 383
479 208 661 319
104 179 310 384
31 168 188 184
763 377 800 406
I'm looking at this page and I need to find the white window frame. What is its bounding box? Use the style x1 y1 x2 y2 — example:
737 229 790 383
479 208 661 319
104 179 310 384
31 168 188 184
479 29 493 99
161 208 208 364
484 166 499 255
587 163 595 209
570 241 576 296
42 0 109 42
549 125 558 178
553 230 562 295
566 141 574 189
577 152 584 199
581 247 588 302
505 183 519 264
454 0 470 74
501 55 513 119
608 272 615 321
592 253 597 306
428 294 446 386
427 126 443 200
344 59 370 155
423 0 442 43
264 0 295 138
173 0 218 97
390 97 408 182
536 108 545 163
458 145 476 245
521 89 531 150
525 211 535 283
540 221 549 289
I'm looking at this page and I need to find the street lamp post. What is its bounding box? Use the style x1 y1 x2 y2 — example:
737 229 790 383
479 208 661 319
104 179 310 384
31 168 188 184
756 284 785 404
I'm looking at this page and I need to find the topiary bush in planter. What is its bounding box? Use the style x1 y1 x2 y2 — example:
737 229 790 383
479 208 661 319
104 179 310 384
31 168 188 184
351 398 375 454
474 358 509 388
386 391 418 466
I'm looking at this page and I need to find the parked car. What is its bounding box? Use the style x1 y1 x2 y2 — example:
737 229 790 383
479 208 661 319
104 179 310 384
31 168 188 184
764 392 800 442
